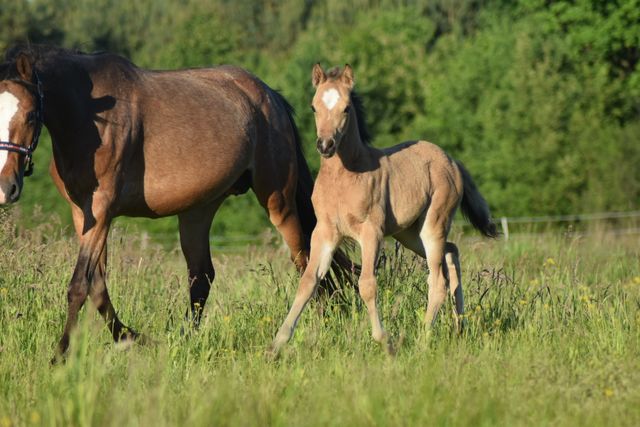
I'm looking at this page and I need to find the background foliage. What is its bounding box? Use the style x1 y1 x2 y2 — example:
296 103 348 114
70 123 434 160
1 0 639 237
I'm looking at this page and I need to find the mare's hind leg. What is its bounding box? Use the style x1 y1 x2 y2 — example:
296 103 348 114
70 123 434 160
444 242 464 333
178 200 222 327
253 171 309 273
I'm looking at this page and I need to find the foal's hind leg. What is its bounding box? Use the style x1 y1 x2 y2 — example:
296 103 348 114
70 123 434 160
444 242 465 333
178 200 222 327
420 210 450 328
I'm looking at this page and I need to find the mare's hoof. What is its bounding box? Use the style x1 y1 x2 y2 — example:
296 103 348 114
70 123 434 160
114 330 154 349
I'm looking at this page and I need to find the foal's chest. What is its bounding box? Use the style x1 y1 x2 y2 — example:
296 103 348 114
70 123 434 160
313 170 384 237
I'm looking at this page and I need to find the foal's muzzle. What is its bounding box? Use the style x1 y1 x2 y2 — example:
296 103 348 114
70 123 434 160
0 176 21 204
317 137 337 158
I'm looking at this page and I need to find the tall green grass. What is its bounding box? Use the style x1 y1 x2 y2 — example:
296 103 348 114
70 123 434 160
0 209 639 426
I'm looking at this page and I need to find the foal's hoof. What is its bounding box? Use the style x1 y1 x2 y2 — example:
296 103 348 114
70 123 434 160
384 338 397 357
379 334 396 357
416 328 434 349
50 353 66 366
265 343 282 362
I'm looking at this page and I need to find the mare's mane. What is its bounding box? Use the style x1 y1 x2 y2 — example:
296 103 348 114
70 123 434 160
1 44 138 82
325 67 372 145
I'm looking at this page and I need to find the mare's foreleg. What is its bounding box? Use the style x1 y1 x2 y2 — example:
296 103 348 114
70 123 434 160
69 205 136 344
55 204 118 360
269 225 339 355
178 203 220 327
89 242 138 343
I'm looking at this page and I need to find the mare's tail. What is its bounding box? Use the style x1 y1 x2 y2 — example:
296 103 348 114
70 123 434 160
272 91 358 293
455 160 499 238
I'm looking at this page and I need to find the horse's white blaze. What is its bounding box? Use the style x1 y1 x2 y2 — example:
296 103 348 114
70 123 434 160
321 88 340 111
0 91 20 173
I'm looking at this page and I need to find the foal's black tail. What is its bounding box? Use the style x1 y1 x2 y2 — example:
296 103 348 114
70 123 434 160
272 91 358 293
455 160 499 238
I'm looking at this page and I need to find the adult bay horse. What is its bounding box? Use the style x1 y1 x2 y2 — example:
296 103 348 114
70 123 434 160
0 45 349 360
270 64 497 355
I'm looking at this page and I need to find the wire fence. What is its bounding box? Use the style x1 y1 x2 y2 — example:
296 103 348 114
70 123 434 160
497 210 640 240
129 210 640 251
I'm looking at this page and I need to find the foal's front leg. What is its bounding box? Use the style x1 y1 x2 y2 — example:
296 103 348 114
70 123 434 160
269 225 339 355
357 228 392 353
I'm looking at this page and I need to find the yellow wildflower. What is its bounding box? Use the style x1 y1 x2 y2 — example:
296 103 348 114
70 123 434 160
633 276 640 285
29 412 40 424
603 388 614 398
0 416 12 427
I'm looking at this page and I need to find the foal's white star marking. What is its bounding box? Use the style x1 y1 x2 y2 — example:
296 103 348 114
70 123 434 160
322 88 340 111
0 91 20 172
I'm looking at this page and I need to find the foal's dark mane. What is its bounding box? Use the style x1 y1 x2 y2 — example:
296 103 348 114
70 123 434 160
326 67 372 145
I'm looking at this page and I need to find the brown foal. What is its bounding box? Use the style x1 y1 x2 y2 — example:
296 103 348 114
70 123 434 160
271 64 497 354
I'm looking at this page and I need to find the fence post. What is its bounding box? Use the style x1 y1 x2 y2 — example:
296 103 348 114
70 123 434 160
500 217 509 241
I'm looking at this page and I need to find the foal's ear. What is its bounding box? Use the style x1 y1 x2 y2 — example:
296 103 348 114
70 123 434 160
312 63 326 88
15 53 34 81
342 64 354 90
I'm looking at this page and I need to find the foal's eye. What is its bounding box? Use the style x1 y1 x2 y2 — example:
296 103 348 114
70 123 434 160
26 111 36 124
310 105 316 113
344 105 351 114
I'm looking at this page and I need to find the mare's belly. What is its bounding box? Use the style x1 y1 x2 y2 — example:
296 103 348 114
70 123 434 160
117 147 252 217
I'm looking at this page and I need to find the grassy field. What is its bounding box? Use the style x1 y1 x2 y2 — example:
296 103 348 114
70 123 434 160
0 209 639 426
